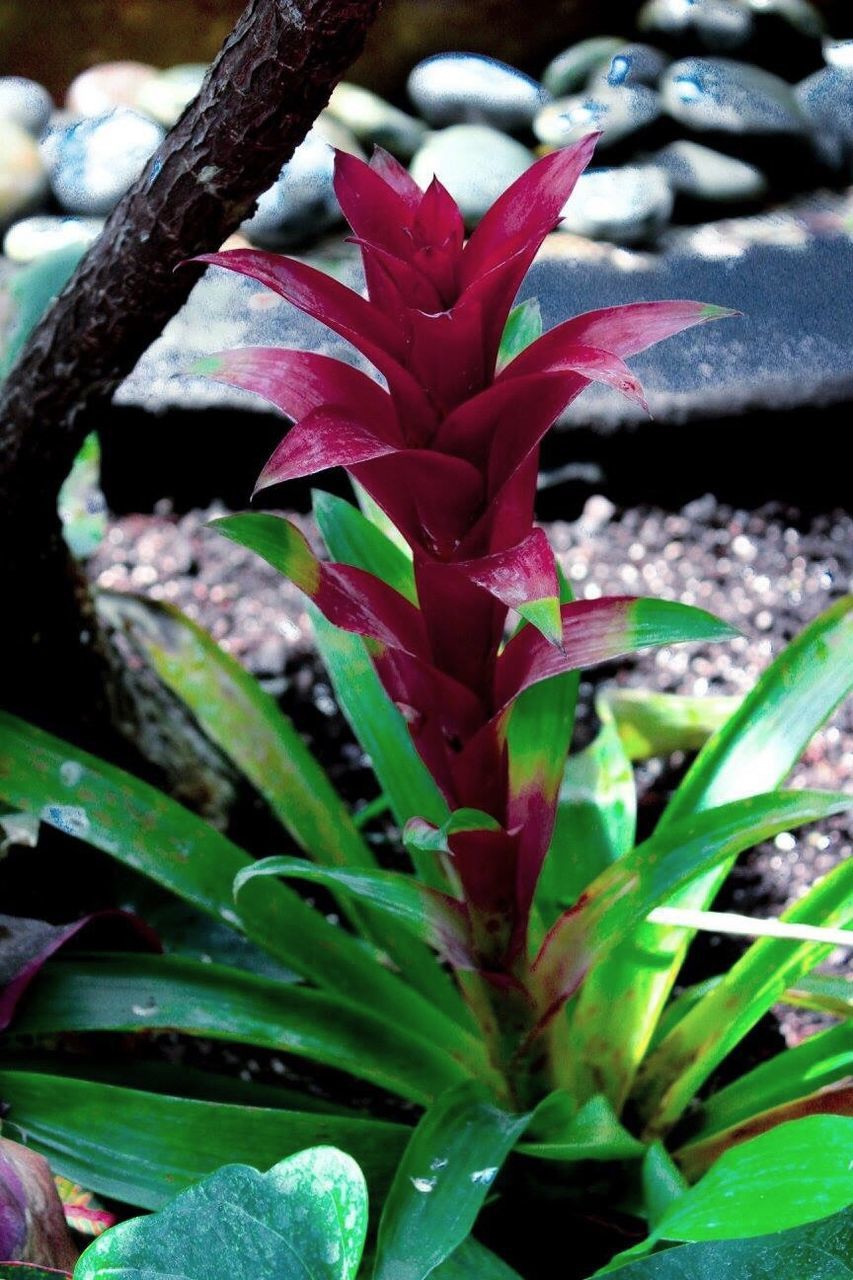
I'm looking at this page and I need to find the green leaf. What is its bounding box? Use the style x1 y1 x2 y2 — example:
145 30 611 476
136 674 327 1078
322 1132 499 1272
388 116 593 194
74 1147 367 1280
0 245 86 381
403 809 501 857
663 1116 853 1241
519 1092 644 1163
537 791 852 1029
0 1071 407 1210
496 298 543 373
431 1239 524 1280
373 1082 530 1280
784 972 853 1019
634 854 853 1136
10 954 473 1106
97 593 454 1016
0 711 468 1058
576 598 853 1108
235 859 478 975
641 1144 688 1230
314 490 416 602
598 689 740 761
537 717 636 926
59 433 105 561
596 1207 853 1279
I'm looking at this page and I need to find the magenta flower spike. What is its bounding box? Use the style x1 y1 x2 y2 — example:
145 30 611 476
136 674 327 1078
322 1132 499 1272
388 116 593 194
195 134 735 1060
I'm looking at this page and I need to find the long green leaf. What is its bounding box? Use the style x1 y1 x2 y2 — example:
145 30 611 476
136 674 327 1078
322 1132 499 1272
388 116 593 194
687 1021 853 1142
9 954 473 1105
235 859 477 975
535 791 852 1026
0 711 471 1060
0 1071 408 1210
97 592 458 1019
314 491 416 602
635 856 853 1136
373 1082 530 1280
598 689 740 762
75 1146 368 1280
519 1093 643 1163
596 1207 853 1279
569 598 853 1107
784 972 853 1019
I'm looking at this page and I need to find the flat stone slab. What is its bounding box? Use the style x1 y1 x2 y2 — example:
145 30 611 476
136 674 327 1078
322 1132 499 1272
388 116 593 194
110 187 853 431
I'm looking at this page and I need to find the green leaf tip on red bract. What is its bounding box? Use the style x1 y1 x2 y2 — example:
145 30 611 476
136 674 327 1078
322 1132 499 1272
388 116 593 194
197 132 736 994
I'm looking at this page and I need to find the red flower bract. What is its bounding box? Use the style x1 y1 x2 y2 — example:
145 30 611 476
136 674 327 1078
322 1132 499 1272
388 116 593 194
195 134 735 972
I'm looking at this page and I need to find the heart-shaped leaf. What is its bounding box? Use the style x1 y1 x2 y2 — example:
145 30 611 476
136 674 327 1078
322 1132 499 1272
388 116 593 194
74 1147 367 1280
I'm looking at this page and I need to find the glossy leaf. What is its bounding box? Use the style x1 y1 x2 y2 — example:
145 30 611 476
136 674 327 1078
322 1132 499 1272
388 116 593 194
785 972 853 1018
11 954 474 1106
313 490 416 602
635 854 853 1136
0 1071 407 1211
519 1093 643 1164
74 1147 367 1280
569 599 853 1109
536 718 636 926
234 859 476 973
596 1208 853 1280
100 592 453 1014
534 791 852 1028
373 1082 530 1280
0 712 468 1056
641 1144 688 1230
432 1239 524 1279
598 689 740 761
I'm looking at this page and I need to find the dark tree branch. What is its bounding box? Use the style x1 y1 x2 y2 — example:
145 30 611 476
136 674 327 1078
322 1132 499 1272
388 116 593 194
0 0 381 734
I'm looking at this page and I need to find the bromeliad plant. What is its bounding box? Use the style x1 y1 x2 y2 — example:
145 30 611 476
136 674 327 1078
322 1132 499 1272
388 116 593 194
1 135 851 1278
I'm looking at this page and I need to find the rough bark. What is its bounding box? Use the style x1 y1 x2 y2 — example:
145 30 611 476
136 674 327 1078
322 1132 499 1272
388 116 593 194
0 0 381 739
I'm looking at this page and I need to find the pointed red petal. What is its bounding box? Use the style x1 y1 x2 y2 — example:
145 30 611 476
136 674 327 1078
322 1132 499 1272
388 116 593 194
354 449 485 556
355 240 445 316
413 176 465 256
255 407 401 492
461 135 599 287
369 145 424 208
334 149 415 258
459 530 561 644
193 347 398 427
500 342 649 413
506 300 738 377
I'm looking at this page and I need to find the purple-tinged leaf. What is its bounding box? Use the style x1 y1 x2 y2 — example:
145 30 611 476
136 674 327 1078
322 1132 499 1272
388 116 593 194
506 299 738 379
369 146 424 207
211 513 428 658
333 150 418 260
255 408 400 493
461 135 599 287
0 911 159 1032
191 347 398 431
354 450 484 557
0 1140 77 1270
494 598 737 712
459 529 561 645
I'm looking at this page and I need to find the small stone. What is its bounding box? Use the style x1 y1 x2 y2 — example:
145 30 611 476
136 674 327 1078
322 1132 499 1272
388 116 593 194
534 84 661 149
587 43 670 89
49 109 165 215
134 64 208 128
558 165 673 243
409 124 532 226
326 82 427 159
2 214 104 263
66 61 159 117
796 67 853 167
638 0 754 52
823 39 853 72
0 120 48 228
241 126 346 248
661 57 806 135
0 76 53 135
652 139 767 200
541 36 626 97
407 54 550 131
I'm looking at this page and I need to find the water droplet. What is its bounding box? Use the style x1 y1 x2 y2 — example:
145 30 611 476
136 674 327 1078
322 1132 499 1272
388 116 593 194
410 1176 437 1194
131 998 159 1018
41 804 90 838
430 1157 449 1172
470 1167 498 1186
219 907 241 927
59 760 84 786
